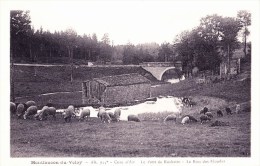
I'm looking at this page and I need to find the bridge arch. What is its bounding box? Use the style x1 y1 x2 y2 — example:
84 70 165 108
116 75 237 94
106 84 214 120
142 66 178 81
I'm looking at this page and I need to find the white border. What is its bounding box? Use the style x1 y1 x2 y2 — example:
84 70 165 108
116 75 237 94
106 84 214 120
1 0 259 166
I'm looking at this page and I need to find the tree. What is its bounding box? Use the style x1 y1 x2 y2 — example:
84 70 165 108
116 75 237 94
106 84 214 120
99 33 113 63
10 10 32 102
219 17 242 73
158 42 174 62
65 28 77 81
237 10 251 58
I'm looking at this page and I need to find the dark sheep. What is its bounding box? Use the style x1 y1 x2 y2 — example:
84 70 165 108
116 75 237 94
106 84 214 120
217 110 223 117
200 115 211 124
205 112 213 118
225 107 232 115
200 107 209 114
10 102 16 115
128 114 141 122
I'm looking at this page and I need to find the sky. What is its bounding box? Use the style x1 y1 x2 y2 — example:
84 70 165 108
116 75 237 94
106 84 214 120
6 0 254 45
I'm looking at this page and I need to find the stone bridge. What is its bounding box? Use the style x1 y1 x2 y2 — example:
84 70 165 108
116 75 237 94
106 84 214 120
140 62 182 81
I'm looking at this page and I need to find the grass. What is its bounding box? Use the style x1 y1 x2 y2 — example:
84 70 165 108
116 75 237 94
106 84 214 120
10 111 250 157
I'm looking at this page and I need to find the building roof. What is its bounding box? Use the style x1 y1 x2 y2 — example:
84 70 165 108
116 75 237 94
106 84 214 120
92 73 151 87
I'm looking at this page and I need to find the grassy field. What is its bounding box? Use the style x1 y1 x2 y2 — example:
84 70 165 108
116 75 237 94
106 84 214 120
11 110 250 157
11 62 251 157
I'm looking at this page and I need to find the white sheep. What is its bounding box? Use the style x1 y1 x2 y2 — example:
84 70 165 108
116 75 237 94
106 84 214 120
25 100 36 107
23 106 38 119
39 107 56 121
235 104 241 114
164 114 177 122
16 103 25 118
181 116 190 125
77 107 91 121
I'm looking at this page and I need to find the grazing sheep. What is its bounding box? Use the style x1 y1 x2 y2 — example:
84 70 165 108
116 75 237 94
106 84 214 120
225 107 232 115
97 106 106 120
235 104 241 114
128 114 141 122
217 110 223 117
181 116 190 125
100 112 112 123
200 115 211 124
16 103 26 119
10 102 16 115
114 108 121 122
25 100 36 107
205 112 213 118
34 106 49 120
39 107 56 121
78 108 90 121
163 114 177 122
200 107 209 114
63 106 75 122
183 115 198 122
23 106 38 119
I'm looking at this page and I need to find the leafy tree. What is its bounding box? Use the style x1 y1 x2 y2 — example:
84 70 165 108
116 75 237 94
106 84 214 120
158 42 174 62
237 10 251 58
10 10 32 102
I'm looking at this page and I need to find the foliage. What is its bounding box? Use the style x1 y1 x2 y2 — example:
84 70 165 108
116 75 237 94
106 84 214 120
174 14 243 75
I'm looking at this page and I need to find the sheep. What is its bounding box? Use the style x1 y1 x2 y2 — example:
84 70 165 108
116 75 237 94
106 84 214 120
200 107 209 114
127 114 141 122
200 115 211 124
97 106 106 120
100 112 112 123
25 100 36 107
10 102 16 115
205 111 213 118
217 110 223 117
225 107 232 115
183 115 198 122
39 107 56 121
23 106 38 119
235 104 241 114
181 116 190 125
63 105 75 122
16 103 26 119
34 106 49 120
77 107 90 121
163 114 177 122
114 108 121 122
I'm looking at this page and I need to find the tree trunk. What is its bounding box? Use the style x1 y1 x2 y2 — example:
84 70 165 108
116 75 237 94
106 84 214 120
227 44 230 74
244 27 247 57
70 47 73 82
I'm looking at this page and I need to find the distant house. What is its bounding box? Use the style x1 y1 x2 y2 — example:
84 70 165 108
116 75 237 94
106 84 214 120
82 73 151 105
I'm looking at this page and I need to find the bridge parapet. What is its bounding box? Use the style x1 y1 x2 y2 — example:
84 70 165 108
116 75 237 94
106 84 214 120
140 62 175 67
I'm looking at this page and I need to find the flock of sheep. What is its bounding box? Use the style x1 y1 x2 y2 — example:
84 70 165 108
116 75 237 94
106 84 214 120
9 100 142 123
10 97 243 125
